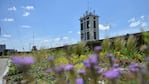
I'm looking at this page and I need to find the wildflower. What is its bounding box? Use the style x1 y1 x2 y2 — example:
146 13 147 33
94 46 102 53
113 64 119 68
107 53 115 67
12 56 35 72
97 68 104 74
116 52 121 56
94 65 101 70
65 64 74 71
103 68 121 79
12 56 22 64
12 56 35 65
107 53 113 58
23 56 35 64
77 69 85 74
45 68 52 73
54 65 64 73
128 63 139 72
83 59 91 68
89 54 98 65
75 78 84 84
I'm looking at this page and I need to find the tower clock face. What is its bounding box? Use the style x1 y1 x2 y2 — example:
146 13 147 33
88 24 91 28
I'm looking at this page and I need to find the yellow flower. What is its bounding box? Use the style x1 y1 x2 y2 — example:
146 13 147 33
74 63 84 70
55 57 69 66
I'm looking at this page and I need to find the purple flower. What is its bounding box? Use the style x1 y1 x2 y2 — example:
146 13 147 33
65 64 73 71
107 53 113 58
83 59 91 68
113 64 119 68
111 57 115 62
89 54 98 65
75 78 84 84
45 68 52 73
94 46 102 52
128 63 139 72
97 68 104 74
54 65 64 72
94 65 101 70
12 56 35 65
103 68 121 79
23 56 35 64
12 56 22 64
77 69 85 74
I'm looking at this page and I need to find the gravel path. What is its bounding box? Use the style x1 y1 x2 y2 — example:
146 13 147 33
0 58 10 84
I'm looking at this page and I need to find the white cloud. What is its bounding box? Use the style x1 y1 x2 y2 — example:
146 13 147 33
22 12 30 16
2 34 11 38
63 37 69 40
129 20 141 27
42 39 50 43
8 6 16 11
128 16 149 28
68 31 72 34
99 24 110 30
22 5 34 10
140 16 145 19
54 37 61 42
128 17 136 23
141 22 147 27
128 17 141 27
1 18 14 22
21 25 31 28
77 31 80 35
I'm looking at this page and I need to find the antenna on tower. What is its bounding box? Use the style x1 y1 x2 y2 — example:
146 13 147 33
87 0 93 12
33 32 34 46
87 0 90 12
32 32 37 51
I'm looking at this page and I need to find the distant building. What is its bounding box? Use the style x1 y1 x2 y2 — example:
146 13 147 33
0 44 6 52
31 45 37 51
0 44 16 56
0 44 6 55
4 49 16 55
80 10 99 41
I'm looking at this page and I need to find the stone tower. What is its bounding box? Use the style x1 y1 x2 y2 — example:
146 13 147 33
80 11 99 41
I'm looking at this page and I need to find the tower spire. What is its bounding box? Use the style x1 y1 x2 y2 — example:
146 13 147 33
87 0 92 12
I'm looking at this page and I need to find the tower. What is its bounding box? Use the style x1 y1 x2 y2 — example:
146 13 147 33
80 10 99 41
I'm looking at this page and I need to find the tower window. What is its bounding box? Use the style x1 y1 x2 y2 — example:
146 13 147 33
87 32 90 40
87 17 89 19
81 33 83 40
94 32 96 39
87 21 89 28
81 23 83 30
94 21 96 28
94 17 96 19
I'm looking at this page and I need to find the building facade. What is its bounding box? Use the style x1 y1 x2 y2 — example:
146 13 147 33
0 44 6 55
80 11 99 41
0 44 6 52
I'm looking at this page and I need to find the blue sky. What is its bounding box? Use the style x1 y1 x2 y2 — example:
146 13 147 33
0 0 149 51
